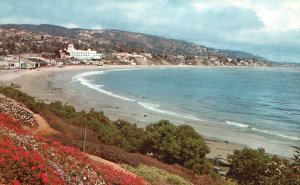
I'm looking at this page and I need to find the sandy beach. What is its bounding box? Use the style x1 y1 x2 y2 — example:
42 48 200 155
0 65 245 159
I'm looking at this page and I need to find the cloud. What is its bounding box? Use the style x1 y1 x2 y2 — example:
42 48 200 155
91 25 103 30
0 0 299 62
193 0 300 32
63 23 79 29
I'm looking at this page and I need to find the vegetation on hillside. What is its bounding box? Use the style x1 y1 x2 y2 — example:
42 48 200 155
227 148 300 185
0 114 144 184
141 120 211 174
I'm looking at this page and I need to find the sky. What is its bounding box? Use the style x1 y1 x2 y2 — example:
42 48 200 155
0 0 299 63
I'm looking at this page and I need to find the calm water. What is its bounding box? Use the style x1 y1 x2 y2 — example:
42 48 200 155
74 67 300 156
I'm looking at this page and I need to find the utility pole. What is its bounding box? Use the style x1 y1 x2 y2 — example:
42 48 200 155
83 126 87 152
15 48 20 69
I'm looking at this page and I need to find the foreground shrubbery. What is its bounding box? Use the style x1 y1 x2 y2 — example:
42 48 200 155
141 120 211 174
0 114 144 185
227 147 300 185
0 86 213 176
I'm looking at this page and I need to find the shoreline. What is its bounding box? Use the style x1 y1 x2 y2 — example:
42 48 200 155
0 65 295 159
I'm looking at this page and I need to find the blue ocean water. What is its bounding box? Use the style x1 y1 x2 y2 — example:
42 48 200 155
74 67 300 155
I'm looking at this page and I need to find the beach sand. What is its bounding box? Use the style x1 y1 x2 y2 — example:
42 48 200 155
0 65 244 159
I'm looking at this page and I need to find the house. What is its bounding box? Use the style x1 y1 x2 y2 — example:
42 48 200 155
64 44 102 60
26 58 48 67
0 56 20 69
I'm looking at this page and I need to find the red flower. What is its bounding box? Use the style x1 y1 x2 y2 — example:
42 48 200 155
38 164 44 170
0 157 5 164
31 166 36 171
13 180 20 185
41 173 49 183
13 155 20 161
21 162 27 167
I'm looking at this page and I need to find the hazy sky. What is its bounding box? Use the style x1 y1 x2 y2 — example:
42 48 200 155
0 0 299 63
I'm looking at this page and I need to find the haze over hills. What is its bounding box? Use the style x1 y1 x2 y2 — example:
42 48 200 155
0 24 270 66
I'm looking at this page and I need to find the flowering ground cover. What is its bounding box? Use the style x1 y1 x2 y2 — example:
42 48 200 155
0 114 145 185
0 96 38 127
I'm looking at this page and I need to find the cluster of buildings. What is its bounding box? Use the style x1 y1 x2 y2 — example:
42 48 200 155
109 52 152 65
0 55 48 69
0 44 104 69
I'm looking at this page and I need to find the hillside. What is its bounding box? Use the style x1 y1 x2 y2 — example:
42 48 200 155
0 113 144 184
0 24 269 66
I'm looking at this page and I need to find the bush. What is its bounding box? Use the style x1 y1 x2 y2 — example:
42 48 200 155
113 119 144 152
227 148 272 184
227 147 300 185
141 120 210 174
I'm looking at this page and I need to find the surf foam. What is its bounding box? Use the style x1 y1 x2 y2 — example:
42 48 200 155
225 121 249 128
251 127 300 141
137 102 203 121
74 70 203 121
73 70 135 102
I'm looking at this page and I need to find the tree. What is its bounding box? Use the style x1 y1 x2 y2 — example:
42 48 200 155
142 120 179 163
227 148 273 185
227 147 299 185
175 125 209 171
113 119 144 152
142 120 210 174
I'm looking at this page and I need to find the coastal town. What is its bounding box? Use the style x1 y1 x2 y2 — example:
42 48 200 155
0 25 270 70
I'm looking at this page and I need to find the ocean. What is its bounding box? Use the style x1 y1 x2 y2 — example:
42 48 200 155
73 67 300 157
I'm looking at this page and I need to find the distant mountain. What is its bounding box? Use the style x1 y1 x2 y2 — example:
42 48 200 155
0 24 82 37
0 24 268 62
220 49 268 61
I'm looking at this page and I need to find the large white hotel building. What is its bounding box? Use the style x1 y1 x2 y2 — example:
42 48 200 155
65 44 102 60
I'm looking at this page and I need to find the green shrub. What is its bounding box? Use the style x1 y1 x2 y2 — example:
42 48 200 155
227 147 300 185
141 120 211 174
113 119 144 152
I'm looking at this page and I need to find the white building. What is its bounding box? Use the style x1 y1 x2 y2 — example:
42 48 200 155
65 44 102 60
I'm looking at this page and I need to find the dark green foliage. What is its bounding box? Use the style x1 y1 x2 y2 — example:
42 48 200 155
227 147 300 185
142 120 178 162
227 148 271 185
113 119 144 152
142 120 210 174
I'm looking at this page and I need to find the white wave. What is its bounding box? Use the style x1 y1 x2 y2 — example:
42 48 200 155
74 69 203 121
72 68 140 82
251 127 300 141
73 70 135 102
138 102 203 121
225 121 249 128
